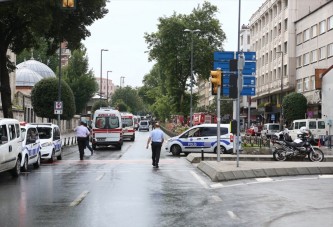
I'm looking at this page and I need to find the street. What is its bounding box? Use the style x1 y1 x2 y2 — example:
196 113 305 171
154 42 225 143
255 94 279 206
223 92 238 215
0 130 333 227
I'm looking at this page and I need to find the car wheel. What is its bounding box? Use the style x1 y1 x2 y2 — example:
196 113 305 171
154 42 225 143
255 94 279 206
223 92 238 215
49 149 56 163
131 135 135 141
33 152 41 169
21 155 28 172
170 144 181 156
214 145 226 154
11 157 21 177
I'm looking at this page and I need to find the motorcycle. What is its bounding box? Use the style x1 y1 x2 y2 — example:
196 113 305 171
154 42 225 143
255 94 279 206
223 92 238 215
271 128 324 162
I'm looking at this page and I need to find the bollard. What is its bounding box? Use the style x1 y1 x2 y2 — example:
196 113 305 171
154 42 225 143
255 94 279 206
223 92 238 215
64 138 67 146
201 148 204 161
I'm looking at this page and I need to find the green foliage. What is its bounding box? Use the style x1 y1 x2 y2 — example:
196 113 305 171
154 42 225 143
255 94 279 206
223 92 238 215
111 87 144 114
62 48 98 114
143 2 225 119
31 78 75 120
115 101 129 112
91 100 109 113
282 92 308 126
0 0 108 117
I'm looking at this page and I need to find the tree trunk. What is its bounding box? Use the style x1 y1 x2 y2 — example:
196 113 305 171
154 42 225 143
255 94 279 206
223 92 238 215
0 46 13 118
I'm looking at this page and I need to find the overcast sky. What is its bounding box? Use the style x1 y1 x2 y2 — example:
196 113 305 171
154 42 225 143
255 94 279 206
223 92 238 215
82 0 264 87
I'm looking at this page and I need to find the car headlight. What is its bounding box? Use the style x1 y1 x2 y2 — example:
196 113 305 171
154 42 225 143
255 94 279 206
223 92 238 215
41 142 52 147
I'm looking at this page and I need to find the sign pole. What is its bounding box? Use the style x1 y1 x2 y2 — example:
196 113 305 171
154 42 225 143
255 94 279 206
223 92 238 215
217 85 221 162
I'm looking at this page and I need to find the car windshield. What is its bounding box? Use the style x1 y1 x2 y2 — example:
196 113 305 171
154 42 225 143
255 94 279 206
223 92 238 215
269 125 280 130
95 116 120 129
122 118 133 127
140 121 148 126
37 127 52 139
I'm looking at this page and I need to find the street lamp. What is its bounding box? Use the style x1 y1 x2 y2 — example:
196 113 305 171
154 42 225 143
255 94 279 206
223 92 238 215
107 70 112 102
100 49 108 104
276 51 284 130
184 28 200 127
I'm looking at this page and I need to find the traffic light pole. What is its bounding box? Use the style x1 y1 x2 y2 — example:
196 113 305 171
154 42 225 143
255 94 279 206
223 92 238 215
217 86 221 162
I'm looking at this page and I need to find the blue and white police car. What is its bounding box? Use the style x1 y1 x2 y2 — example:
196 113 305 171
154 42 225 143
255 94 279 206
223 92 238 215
20 122 41 171
165 124 240 156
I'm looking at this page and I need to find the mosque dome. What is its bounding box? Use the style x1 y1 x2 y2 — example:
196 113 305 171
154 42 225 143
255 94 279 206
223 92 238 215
16 66 43 87
17 59 56 78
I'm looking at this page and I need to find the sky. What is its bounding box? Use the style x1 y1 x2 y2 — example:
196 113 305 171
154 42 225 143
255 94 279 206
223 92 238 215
82 0 264 87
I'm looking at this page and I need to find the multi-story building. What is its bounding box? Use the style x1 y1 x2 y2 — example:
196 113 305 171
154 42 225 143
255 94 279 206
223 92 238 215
197 79 213 108
295 0 333 118
249 0 330 125
95 77 116 102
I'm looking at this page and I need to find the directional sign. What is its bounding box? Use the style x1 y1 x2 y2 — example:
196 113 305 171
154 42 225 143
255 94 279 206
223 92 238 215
214 51 235 61
240 87 256 96
236 52 256 61
243 62 256 75
213 61 229 72
243 76 256 86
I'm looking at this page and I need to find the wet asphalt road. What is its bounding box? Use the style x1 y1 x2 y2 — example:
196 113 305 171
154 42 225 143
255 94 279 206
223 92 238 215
0 129 333 227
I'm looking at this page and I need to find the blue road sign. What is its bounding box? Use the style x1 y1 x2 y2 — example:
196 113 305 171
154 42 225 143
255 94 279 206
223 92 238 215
240 87 256 96
243 62 256 75
243 76 256 86
236 52 256 61
213 61 229 71
214 51 235 61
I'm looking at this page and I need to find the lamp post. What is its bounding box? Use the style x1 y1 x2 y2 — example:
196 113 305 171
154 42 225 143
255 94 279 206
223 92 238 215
276 51 284 130
106 70 112 102
100 49 108 104
184 28 200 127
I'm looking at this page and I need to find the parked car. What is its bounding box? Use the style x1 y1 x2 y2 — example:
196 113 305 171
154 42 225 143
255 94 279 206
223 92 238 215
261 123 280 138
31 123 62 162
138 120 150 131
0 118 22 177
246 125 262 136
165 124 241 155
20 122 41 171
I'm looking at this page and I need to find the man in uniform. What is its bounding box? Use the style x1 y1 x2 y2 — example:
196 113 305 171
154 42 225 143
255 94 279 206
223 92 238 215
146 122 164 168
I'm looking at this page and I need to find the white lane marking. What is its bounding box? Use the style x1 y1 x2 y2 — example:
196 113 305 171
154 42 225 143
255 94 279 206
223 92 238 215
69 190 89 207
211 195 223 203
227 211 239 220
190 171 209 189
319 175 333 179
255 177 273 182
96 173 105 181
210 183 224 188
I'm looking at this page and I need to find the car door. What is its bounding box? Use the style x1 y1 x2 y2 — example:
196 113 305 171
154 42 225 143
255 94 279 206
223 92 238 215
0 124 9 171
178 127 200 152
53 127 61 152
26 127 39 161
6 123 18 169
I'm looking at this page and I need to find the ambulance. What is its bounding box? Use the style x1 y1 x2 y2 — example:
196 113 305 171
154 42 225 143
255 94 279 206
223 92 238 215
91 108 123 150
121 112 135 141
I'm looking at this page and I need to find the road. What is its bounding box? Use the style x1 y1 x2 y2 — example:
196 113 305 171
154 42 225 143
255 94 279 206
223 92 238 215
0 130 333 227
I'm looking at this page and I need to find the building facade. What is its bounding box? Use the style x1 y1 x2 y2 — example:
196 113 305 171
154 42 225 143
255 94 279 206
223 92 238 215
95 77 116 102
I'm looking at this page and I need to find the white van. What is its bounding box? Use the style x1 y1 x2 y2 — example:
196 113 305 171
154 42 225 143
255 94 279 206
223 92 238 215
261 123 280 138
92 108 123 150
121 112 135 141
0 118 22 177
31 123 62 162
288 119 328 140
165 124 241 155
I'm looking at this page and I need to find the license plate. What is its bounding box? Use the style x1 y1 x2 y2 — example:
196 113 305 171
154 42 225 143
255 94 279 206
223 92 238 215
97 138 105 141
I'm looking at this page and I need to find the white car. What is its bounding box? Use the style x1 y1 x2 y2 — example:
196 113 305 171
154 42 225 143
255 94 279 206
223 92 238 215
165 124 240 156
31 123 62 162
20 122 41 171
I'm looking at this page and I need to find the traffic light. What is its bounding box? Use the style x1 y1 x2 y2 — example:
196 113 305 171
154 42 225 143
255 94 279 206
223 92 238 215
230 120 237 134
210 69 222 95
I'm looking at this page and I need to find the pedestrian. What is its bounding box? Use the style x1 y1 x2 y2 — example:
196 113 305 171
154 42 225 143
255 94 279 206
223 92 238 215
146 122 164 168
74 121 90 160
84 122 94 155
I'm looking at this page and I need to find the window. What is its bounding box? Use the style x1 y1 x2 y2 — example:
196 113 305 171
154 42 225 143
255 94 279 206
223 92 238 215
328 43 333 58
309 121 316 129
319 20 326 34
328 16 333 30
247 35 250 44
0 125 8 145
303 29 310 42
296 56 302 67
297 80 302 92
311 25 317 38
311 50 317 63
303 53 310 65
304 77 309 91
311 76 315 90
318 121 326 129
284 19 288 31
8 124 16 140
319 47 326 60
240 35 243 45
284 41 287 53
296 33 302 45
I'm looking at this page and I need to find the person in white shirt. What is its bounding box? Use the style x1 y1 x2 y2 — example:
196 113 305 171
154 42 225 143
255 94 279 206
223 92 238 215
74 121 90 160
146 122 164 168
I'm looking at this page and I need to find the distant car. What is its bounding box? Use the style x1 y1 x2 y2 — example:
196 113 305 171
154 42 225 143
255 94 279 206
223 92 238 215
20 122 41 171
261 123 280 138
246 125 262 136
31 123 62 162
138 120 150 131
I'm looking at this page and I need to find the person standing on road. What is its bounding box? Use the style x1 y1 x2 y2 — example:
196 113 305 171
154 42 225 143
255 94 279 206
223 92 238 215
83 122 94 155
74 121 90 160
146 122 164 168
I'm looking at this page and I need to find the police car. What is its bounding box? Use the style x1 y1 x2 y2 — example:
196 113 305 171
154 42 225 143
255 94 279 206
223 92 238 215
20 122 41 171
165 124 240 156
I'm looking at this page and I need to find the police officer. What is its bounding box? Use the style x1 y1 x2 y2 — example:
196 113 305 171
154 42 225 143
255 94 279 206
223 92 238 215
74 121 90 160
146 122 164 168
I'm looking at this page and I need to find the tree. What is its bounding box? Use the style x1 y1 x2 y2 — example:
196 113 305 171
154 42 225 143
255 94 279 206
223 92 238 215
111 87 144 114
91 100 108 113
0 0 108 118
282 92 308 126
62 47 98 114
144 2 226 115
31 78 75 120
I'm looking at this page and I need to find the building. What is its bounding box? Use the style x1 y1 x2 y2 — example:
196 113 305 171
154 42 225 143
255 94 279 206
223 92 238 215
95 77 116 102
295 0 333 118
249 0 332 126
197 79 213 108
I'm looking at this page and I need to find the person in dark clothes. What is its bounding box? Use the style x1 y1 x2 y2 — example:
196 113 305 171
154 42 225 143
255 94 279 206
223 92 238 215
83 122 93 155
74 121 90 160
146 122 164 168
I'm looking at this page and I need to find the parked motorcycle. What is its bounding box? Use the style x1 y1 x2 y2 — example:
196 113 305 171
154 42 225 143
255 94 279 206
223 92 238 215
271 127 324 162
